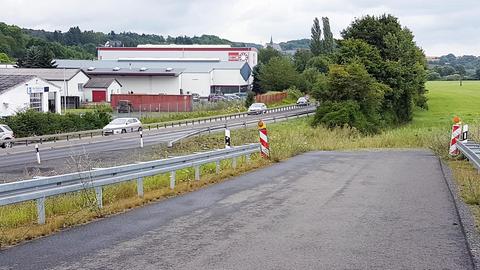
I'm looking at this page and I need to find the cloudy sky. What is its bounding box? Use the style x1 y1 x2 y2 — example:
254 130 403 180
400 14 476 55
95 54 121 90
1 0 479 56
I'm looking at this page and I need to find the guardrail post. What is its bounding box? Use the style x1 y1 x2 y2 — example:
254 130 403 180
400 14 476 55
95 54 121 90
170 171 176 189
232 157 237 169
246 154 251 163
36 197 46 224
216 161 220 174
95 187 103 208
137 177 144 197
195 165 200 181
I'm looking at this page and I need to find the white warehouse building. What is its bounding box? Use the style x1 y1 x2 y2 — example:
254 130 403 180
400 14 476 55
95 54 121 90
55 59 252 97
98 44 258 69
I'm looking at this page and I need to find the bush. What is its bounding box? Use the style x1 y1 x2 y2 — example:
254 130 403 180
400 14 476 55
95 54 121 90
286 86 303 101
245 91 255 108
312 100 379 134
1 110 112 137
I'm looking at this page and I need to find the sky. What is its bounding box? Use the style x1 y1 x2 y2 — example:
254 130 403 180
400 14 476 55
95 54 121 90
1 0 479 56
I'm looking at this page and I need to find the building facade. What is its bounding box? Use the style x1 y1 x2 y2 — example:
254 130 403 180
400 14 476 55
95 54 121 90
0 75 61 117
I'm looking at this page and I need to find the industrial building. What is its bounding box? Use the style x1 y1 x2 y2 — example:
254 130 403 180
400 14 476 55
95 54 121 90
0 75 61 117
55 59 252 97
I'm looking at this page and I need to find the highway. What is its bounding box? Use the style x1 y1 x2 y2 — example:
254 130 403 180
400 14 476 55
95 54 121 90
0 106 315 175
0 150 473 269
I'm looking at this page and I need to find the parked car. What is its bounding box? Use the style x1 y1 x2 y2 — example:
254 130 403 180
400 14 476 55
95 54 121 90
247 103 267 115
0 124 14 148
192 93 201 102
209 94 227 102
235 92 248 99
296 97 310 106
103 118 142 135
224 94 241 100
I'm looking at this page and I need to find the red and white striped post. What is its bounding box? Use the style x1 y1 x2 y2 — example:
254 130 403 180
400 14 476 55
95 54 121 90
449 116 462 156
258 120 270 158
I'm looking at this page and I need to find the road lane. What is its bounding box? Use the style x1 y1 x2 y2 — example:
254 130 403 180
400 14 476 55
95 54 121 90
0 106 314 173
0 150 473 269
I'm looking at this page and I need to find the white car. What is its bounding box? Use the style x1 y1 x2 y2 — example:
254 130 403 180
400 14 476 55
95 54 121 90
0 124 14 148
247 103 267 115
103 118 142 135
296 97 310 106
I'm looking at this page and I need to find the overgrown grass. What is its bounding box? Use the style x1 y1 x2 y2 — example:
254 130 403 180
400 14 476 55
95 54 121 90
1 80 480 247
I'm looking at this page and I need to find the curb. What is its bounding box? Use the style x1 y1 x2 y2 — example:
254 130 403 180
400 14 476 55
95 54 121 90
439 158 480 269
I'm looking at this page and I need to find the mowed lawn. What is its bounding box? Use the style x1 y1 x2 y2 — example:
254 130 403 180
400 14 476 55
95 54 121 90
412 81 480 128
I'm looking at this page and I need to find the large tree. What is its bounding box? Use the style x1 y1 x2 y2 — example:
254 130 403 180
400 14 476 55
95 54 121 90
17 45 56 68
322 17 335 54
341 14 427 123
293 49 313 72
258 57 300 92
258 47 282 65
310 17 323 56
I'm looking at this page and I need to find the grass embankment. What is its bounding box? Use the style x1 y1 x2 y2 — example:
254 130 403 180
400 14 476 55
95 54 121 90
1 81 480 246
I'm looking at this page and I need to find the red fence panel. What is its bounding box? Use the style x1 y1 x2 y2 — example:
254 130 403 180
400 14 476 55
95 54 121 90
111 94 193 112
255 92 287 104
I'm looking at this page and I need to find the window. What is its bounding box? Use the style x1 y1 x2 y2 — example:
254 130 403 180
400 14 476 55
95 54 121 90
30 93 43 112
78 83 84 92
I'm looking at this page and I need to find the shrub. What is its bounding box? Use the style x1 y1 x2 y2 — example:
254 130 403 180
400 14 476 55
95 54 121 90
245 91 255 108
1 110 112 137
312 100 379 134
286 86 303 101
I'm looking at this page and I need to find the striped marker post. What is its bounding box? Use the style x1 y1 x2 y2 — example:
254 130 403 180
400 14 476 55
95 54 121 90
139 130 144 148
449 116 462 156
258 120 270 159
225 129 231 149
35 144 41 164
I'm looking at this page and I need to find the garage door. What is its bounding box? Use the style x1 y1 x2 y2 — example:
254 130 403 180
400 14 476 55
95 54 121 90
92 90 107 102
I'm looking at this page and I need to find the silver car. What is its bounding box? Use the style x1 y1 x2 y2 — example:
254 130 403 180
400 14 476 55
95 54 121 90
247 103 267 115
103 118 143 135
0 124 14 148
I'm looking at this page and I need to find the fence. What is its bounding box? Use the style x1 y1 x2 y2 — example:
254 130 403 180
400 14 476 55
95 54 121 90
111 94 193 112
255 92 288 104
0 144 260 224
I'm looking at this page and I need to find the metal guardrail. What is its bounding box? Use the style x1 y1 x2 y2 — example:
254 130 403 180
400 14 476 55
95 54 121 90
456 141 480 171
0 104 304 146
0 143 260 224
167 107 316 147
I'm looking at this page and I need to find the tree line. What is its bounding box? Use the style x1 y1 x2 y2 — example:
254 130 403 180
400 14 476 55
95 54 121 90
427 54 480 81
253 15 427 134
0 22 254 65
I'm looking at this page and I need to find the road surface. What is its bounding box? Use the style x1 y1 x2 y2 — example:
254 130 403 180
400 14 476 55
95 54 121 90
0 106 314 175
0 150 473 269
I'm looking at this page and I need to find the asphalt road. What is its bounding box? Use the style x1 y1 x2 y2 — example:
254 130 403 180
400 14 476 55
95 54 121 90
0 106 314 174
0 150 473 269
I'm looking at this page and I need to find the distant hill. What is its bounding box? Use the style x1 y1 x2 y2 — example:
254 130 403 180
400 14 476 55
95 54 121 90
0 21 309 63
279 39 310 51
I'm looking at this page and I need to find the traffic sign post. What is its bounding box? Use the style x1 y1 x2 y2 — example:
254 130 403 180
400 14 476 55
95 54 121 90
258 120 270 159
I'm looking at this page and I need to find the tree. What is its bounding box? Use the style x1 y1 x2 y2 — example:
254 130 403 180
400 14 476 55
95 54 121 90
334 39 383 78
251 64 266 94
341 14 427 122
258 47 282 65
476 68 480 79
310 17 323 56
306 55 331 73
322 17 335 54
258 57 300 92
293 49 312 72
312 62 390 134
17 46 56 68
245 91 255 108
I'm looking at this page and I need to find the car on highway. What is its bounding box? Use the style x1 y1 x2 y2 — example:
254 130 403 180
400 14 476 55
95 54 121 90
224 94 241 100
247 103 267 115
103 118 142 135
296 97 310 106
0 124 14 148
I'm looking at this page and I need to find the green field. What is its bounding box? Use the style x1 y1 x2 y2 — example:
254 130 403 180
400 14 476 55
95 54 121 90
413 81 480 128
